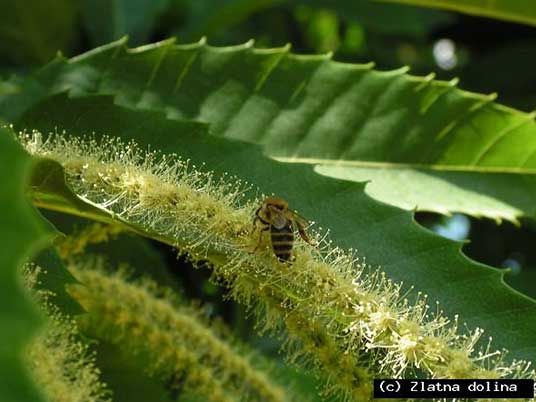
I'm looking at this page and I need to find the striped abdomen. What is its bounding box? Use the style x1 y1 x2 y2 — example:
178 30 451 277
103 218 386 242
270 224 294 262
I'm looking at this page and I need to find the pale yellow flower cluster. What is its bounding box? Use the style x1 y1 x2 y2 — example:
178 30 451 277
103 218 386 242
20 131 535 401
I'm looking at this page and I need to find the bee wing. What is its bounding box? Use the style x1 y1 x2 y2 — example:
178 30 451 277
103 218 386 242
291 210 311 227
290 210 315 245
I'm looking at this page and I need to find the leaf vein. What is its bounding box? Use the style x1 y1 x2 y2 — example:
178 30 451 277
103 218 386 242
472 113 536 166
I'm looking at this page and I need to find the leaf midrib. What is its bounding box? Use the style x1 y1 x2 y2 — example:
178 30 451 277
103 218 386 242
274 157 536 175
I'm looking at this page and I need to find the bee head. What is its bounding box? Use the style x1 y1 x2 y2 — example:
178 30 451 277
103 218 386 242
264 196 288 212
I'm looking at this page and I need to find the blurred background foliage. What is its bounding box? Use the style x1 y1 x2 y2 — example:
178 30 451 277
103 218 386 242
2 0 536 357
3 0 536 111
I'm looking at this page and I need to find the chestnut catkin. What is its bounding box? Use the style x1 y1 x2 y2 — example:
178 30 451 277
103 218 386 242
20 131 535 401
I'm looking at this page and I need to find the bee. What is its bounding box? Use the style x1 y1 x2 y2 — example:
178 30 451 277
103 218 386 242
252 197 313 263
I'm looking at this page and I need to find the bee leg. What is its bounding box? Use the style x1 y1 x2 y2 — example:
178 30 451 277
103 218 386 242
251 225 270 253
296 219 314 246
252 207 269 230
253 206 262 224
251 216 259 235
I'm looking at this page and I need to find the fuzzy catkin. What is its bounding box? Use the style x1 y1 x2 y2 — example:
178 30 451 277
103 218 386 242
20 131 535 401
68 260 290 402
26 314 112 402
23 265 111 402
56 223 124 259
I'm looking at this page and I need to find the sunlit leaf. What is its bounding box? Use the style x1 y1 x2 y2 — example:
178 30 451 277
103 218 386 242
379 0 536 27
13 93 536 364
2 39 536 223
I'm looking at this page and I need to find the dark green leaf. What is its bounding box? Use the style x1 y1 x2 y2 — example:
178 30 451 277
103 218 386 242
307 0 453 35
15 93 536 363
92 340 170 402
379 0 536 27
176 0 452 41
2 40 536 222
41 209 185 295
32 248 84 316
0 0 77 64
81 0 172 46
29 157 117 224
316 166 536 224
0 126 51 402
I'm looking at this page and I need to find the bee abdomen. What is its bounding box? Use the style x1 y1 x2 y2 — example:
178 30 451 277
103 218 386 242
271 226 294 262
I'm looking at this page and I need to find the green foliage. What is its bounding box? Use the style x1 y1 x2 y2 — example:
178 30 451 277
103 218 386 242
2 1 536 401
316 166 536 223
380 0 536 27
91 341 170 402
13 93 536 365
0 0 76 64
69 260 290 402
0 127 51 402
176 0 452 42
81 0 172 46
305 0 452 35
31 248 84 316
29 156 125 224
3 39 536 224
